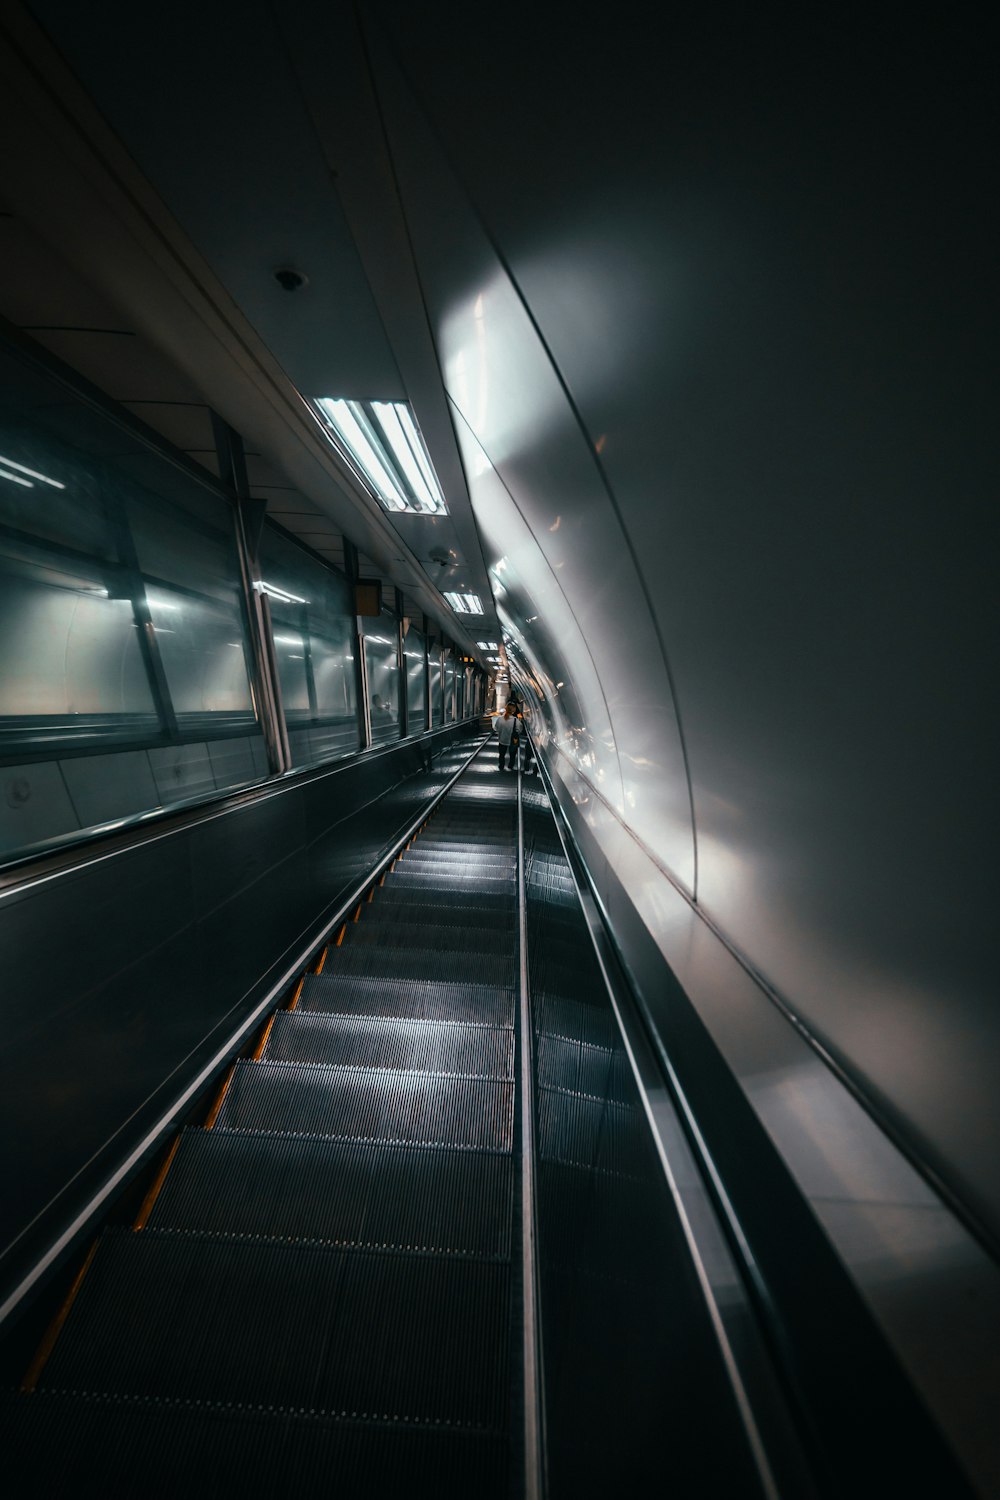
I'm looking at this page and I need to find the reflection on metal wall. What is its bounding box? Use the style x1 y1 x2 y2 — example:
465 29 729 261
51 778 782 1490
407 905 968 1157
368 13 1000 1264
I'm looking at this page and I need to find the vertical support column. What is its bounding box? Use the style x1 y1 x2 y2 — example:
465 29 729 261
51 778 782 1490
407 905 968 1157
395 587 407 740
343 538 371 751
213 413 289 776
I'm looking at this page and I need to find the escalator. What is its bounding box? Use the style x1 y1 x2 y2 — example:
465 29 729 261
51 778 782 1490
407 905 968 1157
0 742 774 1497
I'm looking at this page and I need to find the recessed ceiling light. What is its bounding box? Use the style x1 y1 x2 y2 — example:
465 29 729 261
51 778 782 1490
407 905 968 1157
443 591 484 614
311 398 447 515
477 640 499 650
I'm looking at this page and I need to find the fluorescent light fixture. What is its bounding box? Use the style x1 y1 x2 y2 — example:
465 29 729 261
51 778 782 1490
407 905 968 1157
477 640 499 650
312 398 447 515
0 454 65 489
255 580 308 605
0 467 33 488
443 591 484 615
274 634 304 646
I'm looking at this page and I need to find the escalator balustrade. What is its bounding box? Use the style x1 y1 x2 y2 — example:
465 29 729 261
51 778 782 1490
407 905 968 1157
1 752 521 1496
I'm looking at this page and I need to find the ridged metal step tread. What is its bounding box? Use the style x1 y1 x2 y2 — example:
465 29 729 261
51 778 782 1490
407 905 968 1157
360 903 516 931
215 1060 514 1151
537 1032 632 1103
147 1129 513 1257
0 1391 507 1498
263 1012 514 1079
388 862 513 879
538 1087 645 1174
385 875 514 896
406 849 511 863
299 974 515 1028
341 922 511 956
411 838 514 854
327 945 516 986
536 994 620 1051
377 886 515 913
37 1230 510 1428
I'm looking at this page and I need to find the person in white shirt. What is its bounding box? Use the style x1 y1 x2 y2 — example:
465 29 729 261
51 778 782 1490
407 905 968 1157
496 702 518 770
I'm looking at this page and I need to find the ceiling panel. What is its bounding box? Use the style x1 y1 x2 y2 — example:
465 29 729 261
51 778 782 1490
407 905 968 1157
29 0 405 402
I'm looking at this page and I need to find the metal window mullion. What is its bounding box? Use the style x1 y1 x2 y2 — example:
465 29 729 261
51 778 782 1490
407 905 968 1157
299 606 319 722
344 539 371 750
218 421 289 777
395 588 407 738
104 493 178 743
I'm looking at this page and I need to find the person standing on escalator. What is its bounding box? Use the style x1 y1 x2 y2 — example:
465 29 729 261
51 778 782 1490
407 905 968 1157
496 700 518 770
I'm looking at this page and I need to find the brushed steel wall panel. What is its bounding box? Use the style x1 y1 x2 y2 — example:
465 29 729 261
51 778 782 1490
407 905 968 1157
369 38 696 890
366 6 997 1264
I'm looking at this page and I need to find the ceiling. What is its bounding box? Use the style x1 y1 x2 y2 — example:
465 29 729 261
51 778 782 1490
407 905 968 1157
0 0 502 660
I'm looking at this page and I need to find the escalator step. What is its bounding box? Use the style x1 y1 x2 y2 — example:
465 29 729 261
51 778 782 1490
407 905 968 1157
412 838 513 854
390 861 514 883
361 902 516 932
263 1012 514 1079
537 1086 646 1174
385 874 514 897
299 973 515 1028
537 1032 632 1104
0 1391 507 1499
215 1060 515 1151
535 992 620 1051
377 886 512 914
37 1229 511 1429
328 944 516 987
341 921 511 956
147 1129 513 1258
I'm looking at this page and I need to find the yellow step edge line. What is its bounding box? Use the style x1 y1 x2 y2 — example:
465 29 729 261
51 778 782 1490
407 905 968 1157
21 1239 100 1391
286 976 305 1011
250 1014 276 1061
133 1136 182 1231
204 1062 237 1130
314 946 328 975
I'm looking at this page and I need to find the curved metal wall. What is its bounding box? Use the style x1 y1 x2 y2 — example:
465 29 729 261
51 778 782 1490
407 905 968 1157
366 9 998 1239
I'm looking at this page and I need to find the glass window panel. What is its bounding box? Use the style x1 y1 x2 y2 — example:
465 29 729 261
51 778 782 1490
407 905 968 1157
403 625 426 734
0 338 268 866
146 585 255 724
127 497 240 604
364 614 401 746
443 655 456 723
258 523 359 766
430 651 443 726
0 562 156 731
